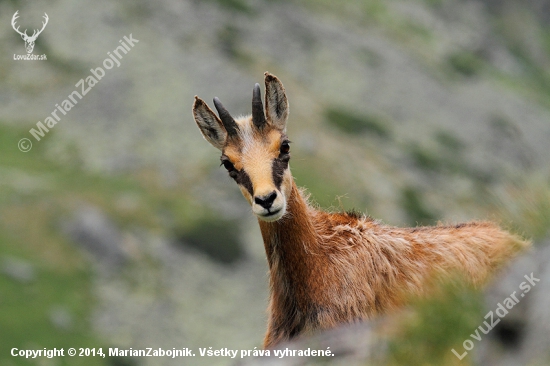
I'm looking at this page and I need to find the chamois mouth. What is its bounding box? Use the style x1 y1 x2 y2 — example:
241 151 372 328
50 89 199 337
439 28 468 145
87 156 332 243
256 207 285 222
264 209 281 217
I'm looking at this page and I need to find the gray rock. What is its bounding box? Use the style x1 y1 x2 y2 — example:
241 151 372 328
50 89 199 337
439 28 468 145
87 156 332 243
1 256 35 283
49 306 73 331
62 205 126 270
236 320 386 366
476 240 550 365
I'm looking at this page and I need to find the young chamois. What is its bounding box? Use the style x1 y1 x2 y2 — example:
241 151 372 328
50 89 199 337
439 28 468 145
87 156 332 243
192 72 529 348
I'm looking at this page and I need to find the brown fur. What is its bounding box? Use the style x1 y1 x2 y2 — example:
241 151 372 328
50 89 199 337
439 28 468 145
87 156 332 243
192 72 530 349
260 182 527 347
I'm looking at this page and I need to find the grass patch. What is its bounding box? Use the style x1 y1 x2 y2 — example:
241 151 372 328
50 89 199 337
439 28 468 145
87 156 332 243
435 131 464 153
0 123 197 231
424 0 445 6
489 115 521 139
325 107 391 138
357 47 384 68
402 21 433 42
488 21 550 108
298 0 387 25
490 180 550 242
401 187 438 226
217 24 253 65
0 122 202 364
447 51 484 77
0 214 108 366
407 134 472 177
209 0 253 14
291 156 370 212
388 282 484 366
409 144 442 172
176 215 245 265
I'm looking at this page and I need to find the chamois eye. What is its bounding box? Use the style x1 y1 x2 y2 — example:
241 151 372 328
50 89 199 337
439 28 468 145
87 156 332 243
222 160 235 172
280 142 290 155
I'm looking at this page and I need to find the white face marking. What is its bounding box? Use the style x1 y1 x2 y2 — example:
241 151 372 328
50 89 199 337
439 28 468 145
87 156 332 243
237 118 255 153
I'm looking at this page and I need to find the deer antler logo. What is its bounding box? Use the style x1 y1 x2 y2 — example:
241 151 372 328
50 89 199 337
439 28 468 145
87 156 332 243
11 11 49 54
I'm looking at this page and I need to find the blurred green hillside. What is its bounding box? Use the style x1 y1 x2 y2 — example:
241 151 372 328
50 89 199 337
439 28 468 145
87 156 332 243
1 0 550 365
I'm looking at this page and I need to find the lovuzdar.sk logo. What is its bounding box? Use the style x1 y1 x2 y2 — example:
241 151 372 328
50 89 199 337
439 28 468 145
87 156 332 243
12 10 48 61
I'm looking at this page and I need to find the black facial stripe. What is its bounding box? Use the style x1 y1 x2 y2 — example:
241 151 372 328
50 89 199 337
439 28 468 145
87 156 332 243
272 156 289 189
235 169 254 196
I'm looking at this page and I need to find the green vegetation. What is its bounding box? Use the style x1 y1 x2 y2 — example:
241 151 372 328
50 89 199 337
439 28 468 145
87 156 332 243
208 0 253 14
401 187 438 226
487 15 550 107
489 114 521 139
408 144 442 172
406 131 475 179
0 233 107 366
489 180 550 242
177 215 245 265
401 21 433 42
357 47 384 68
291 156 370 212
0 123 200 365
217 24 253 65
447 51 485 77
299 0 388 24
324 107 391 138
515 191 550 242
0 126 108 365
423 0 445 7
435 131 464 153
388 281 484 366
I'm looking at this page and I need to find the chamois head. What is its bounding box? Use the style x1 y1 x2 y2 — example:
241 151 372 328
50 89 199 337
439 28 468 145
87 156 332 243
193 72 291 222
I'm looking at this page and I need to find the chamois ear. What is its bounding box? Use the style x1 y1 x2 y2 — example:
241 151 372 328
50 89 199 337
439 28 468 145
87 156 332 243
193 96 227 150
264 72 289 131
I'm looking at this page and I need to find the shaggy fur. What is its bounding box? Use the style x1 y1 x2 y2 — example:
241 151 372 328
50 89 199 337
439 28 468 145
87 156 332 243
192 72 530 349
259 183 527 347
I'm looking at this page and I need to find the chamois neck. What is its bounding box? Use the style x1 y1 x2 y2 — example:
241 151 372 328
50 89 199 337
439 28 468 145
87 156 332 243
258 180 317 264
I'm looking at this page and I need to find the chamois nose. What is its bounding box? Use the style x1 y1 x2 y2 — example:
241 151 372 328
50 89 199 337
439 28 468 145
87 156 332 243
254 191 277 209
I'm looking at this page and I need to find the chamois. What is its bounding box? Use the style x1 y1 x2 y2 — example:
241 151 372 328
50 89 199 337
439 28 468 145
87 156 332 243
192 72 529 348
